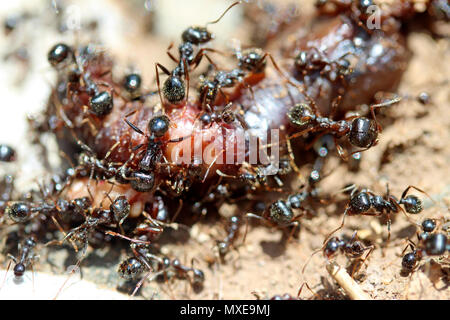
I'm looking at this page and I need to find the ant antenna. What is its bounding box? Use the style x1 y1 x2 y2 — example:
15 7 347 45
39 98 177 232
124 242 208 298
206 1 242 27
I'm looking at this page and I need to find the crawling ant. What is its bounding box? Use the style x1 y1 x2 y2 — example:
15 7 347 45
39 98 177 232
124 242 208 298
6 237 38 279
325 184 428 244
303 231 373 277
198 69 245 107
216 215 241 257
156 1 241 107
197 102 247 129
401 232 449 275
48 43 114 117
294 48 353 83
287 97 402 159
118 243 204 296
0 144 16 162
123 113 190 192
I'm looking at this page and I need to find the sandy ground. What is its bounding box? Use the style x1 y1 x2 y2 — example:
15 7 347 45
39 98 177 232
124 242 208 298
0 0 448 300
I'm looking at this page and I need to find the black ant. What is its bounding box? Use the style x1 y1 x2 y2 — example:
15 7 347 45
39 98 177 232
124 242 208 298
6 237 38 279
118 243 204 296
0 144 16 162
48 43 115 117
325 184 428 244
401 232 449 275
216 215 241 257
287 97 401 159
198 69 245 107
303 231 373 277
123 112 191 192
156 1 242 107
197 102 247 129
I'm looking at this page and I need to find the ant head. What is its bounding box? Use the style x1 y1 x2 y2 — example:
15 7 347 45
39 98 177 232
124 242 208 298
163 76 185 104
401 252 417 271
90 91 113 116
424 233 447 256
269 200 293 226
349 117 378 148
13 262 26 277
110 196 130 223
349 191 371 213
123 73 141 93
402 195 422 214
118 257 143 280
182 26 213 45
48 43 72 67
148 115 170 138
6 202 30 223
294 51 308 69
324 237 341 257
287 104 315 127
421 219 436 233
238 48 265 73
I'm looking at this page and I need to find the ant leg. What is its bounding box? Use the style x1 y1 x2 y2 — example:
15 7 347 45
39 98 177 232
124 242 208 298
166 42 178 63
301 247 323 275
0 260 12 290
182 58 190 104
262 52 318 113
242 213 267 243
298 282 322 300
155 63 171 111
369 97 402 132
323 206 349 244
400 185 434 204
329 95 342 120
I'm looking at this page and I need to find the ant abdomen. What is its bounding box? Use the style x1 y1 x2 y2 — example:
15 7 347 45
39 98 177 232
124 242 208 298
348 117 378 148
163 76 185 104
118 257 145 280
6 202 31 223
425 233 447 256
399 195 422 214
269 200 294 226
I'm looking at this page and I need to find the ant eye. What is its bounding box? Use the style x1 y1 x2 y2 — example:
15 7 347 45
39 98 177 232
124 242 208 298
90 91 113 116
149 115 170 137
6 202 30 223
163 76 185 104
348 117 378 148
287 104 314 127
123 73 141 93
48 43 72 67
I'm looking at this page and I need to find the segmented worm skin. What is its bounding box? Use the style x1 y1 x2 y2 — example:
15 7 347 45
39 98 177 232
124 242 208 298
47 2 425 214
